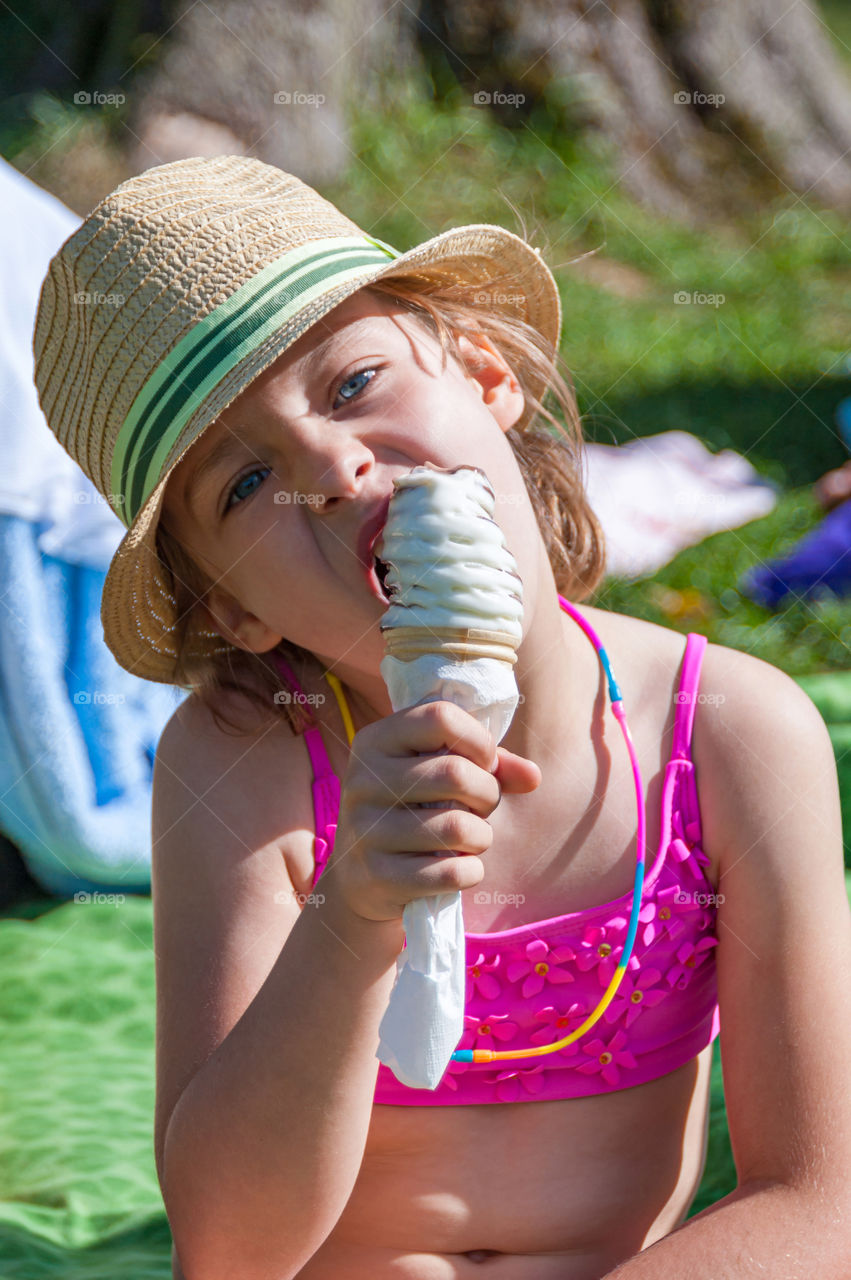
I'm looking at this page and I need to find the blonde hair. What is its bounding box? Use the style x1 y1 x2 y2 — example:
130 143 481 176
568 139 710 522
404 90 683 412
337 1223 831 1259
154 273 607 736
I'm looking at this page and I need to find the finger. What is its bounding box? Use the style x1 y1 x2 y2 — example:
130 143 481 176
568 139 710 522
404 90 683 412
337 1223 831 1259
367 806 495 857
381 851 487 903
368 755 502 818
492 747 542 794
361 702 497 771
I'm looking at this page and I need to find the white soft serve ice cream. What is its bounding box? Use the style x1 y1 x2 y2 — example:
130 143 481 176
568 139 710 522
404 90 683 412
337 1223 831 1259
374 462 525 1090
375 464 523 641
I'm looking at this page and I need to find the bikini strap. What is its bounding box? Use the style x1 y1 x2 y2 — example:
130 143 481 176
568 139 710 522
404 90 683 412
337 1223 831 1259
671 632 708 762
267 649 340 886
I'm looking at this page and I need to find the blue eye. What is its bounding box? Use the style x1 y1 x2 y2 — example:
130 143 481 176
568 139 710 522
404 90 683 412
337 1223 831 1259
225 466 270 512
334 367 376 407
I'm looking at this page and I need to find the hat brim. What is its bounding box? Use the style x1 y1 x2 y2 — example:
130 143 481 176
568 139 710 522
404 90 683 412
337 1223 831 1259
100 223 561 684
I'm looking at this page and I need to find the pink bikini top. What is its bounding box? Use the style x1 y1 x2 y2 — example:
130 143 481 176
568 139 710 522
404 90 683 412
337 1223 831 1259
271 614 720 1105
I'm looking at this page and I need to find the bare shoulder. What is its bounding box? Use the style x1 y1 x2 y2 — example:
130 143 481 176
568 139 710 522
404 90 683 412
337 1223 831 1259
689 639 835 841
575 606 833 884
156 688 319 892
696 634 818 702
577 599 820 724
672 635 835 898
695 635 831 775
151 688 321 1183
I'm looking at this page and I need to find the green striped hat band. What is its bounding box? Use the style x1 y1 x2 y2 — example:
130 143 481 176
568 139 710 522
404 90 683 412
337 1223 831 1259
111 234 401 527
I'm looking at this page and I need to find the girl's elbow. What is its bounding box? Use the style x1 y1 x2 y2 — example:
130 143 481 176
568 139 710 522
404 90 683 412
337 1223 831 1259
169 1217 315 1280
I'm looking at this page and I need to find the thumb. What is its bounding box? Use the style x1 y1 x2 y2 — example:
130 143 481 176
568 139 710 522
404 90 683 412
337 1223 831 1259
492 745 542 794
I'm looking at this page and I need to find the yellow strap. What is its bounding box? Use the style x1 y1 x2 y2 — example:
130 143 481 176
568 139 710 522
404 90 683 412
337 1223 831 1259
323 670 356 746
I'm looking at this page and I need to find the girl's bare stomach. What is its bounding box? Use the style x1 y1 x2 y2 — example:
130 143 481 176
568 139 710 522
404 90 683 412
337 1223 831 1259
296 1044 714 1279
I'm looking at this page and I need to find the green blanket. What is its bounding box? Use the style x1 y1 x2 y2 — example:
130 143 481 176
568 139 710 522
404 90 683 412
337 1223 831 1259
1 672 848 1276
0 896 171 1277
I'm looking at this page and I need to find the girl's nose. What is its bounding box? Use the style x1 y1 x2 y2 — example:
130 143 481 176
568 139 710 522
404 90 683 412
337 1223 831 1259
291 433 375 512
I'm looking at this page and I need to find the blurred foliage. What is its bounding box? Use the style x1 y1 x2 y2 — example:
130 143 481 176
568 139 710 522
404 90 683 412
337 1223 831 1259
336 79 850 462
595 491 851 674
2 4 850 674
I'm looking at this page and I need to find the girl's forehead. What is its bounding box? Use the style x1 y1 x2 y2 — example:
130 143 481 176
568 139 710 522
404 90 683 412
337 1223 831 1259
296 287 404 352
245 288 406 386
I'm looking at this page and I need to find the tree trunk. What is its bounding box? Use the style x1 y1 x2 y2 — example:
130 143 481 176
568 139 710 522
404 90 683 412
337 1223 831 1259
127 0 418 185
419 0 851 221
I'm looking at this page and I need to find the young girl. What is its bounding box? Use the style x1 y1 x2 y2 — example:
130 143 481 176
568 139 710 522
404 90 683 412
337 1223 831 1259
33 156 851 1280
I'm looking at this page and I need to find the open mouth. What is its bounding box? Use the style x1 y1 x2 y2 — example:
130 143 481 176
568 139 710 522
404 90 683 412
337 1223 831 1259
373 554 393 601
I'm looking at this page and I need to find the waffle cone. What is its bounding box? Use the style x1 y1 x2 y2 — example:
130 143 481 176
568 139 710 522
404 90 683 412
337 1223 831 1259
382 625 519 664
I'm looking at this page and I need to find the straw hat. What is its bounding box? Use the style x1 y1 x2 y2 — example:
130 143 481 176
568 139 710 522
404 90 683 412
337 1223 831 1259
33 155 561 685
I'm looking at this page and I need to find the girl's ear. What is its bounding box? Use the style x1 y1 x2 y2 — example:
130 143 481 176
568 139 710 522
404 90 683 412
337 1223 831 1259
200 584 282 654
456 332 525 432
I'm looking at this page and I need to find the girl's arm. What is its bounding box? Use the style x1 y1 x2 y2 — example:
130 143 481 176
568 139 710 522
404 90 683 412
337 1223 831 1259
152 700 403 1280
601 645 851 1278
153 694 531 1280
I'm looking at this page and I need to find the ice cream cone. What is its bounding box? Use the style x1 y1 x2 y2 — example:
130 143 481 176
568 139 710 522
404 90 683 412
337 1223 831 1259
375 462 526 1090
382 625 520 665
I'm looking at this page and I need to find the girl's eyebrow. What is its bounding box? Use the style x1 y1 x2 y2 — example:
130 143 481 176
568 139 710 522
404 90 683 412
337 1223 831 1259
299 315 379 379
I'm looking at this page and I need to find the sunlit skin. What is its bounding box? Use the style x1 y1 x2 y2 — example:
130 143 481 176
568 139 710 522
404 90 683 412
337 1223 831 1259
160 288 607 779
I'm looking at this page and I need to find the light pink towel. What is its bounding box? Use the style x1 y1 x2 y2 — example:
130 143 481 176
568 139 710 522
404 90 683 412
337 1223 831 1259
583 430 778 578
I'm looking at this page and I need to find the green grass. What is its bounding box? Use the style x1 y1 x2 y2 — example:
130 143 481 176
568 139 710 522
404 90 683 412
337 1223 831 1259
334 81 851 421
595 489 851 672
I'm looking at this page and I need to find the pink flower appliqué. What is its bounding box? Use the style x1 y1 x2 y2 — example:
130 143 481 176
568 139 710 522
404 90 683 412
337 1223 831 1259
603 966 668 1027
506 938 576 998
439 1013 519 1091
467 953 501 1000
669 834 713 884
640 883 706 948
576 1028 637 1086
488 1063 547 1102
666 936 719 990
671 808 704 847
575 920 639 987
530 1001 586 1058
463 1012 519 1050
668 807 712 881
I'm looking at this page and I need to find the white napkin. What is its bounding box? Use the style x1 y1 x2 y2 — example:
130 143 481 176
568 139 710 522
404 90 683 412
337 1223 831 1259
376 654 519 1089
